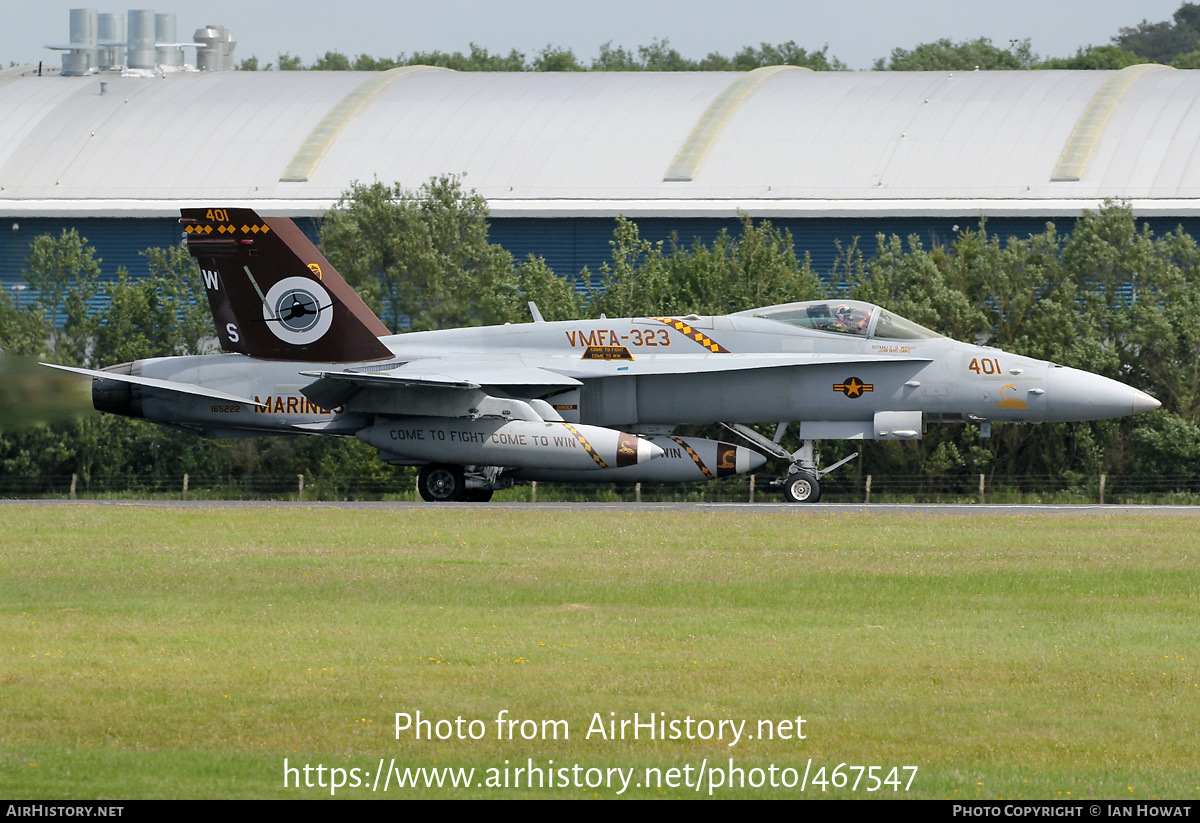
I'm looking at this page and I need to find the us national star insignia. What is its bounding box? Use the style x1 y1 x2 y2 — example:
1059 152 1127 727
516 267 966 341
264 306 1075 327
834 376 873 398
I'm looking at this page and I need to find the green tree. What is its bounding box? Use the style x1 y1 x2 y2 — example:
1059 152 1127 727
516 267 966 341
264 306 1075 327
532 46 584 72
587 38 702 72
952 224 1076 360
236 55 259 71
586 217 673 318
874 37 1037 71
1036 45 1147 70
591 42 641 71
587 214 821 318
661 215 822 314
1115 2 1200 63
0 287 48 357
830 233 986 342
353 53 400 71
320 175 531 330
635 39 697 71
276 52 304 71
512 256 582 321
23 229 102 366
403 44 527 71
1171 47 1200 67
90 245 212 366
309 51 352 71
728 42 846 71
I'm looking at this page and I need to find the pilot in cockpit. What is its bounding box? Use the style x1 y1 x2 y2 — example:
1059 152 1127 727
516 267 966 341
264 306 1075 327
833 304 871 335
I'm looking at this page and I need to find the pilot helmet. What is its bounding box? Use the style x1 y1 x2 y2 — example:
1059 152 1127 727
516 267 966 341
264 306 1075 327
835 304 855 322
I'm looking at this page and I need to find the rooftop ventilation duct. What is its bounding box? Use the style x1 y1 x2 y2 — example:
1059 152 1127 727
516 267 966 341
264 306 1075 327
126 9 156 70
96 13 125 72
61 8 98 76
194 25 236 71
49 10 235 73
155 13 184 69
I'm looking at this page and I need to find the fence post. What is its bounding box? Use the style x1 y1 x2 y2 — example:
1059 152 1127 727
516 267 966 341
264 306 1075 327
530 481 537 503
749 474 755 504
635 482 641 503
865 474 872 505
70 473 77 500
1099 474 1106 505
298 474 305 502
182 473 189 501
978 473 986 504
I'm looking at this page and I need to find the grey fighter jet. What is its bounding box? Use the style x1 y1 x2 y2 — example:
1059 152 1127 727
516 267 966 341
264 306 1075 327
45 208 1161 502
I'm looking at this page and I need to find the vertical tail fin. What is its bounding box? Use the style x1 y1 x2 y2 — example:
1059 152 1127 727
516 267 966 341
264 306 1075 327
181 207 392 362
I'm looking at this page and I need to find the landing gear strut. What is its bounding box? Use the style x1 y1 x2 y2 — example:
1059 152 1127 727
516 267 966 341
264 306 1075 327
721 423 858 504
782 439 822 503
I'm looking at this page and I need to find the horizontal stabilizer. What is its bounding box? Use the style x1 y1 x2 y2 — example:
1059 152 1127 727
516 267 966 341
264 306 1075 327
41 363 267 407
300 365 557 421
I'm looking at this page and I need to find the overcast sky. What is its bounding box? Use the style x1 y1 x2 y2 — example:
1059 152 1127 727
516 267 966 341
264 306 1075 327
6 0 1188 71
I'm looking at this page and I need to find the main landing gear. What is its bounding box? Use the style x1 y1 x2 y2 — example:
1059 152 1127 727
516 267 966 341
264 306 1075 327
721 423 858 504
417 464 496 502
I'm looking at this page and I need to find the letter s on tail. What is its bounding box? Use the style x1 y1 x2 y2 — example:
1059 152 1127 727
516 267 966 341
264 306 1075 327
181 207 392 363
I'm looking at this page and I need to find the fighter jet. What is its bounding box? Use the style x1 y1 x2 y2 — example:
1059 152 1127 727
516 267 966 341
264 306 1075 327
44 207 1161 502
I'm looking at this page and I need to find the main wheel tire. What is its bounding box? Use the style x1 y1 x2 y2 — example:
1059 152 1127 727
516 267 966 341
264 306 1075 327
782 473 821 503
418 464 466 502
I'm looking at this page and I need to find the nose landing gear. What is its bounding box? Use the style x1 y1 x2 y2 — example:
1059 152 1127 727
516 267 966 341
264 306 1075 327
721 423 858 504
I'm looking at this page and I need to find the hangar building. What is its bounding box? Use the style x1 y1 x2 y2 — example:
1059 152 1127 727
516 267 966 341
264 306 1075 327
2 62 1200 304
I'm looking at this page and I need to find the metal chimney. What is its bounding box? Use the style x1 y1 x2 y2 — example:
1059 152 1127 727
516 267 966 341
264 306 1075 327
97 12 125 71
155 13 184 69
126 9 156 70
194 25 236 71
62 8 98 76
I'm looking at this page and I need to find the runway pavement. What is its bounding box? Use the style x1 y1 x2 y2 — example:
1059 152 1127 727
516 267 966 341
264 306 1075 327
4 499 1200 515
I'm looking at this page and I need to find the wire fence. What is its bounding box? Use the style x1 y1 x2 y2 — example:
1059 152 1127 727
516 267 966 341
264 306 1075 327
4 472 1200 504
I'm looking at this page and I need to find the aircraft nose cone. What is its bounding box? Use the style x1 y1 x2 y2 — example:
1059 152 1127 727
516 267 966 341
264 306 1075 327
1132 389 1161 415
1047 366 1161 421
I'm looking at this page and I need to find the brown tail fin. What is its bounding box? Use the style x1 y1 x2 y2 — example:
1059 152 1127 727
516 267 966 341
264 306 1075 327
181 207 392 362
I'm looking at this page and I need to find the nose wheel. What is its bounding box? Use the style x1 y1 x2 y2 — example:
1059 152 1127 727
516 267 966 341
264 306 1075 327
782 472 821 503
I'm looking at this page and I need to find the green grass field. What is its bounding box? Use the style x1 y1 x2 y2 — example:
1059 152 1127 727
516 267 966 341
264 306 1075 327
1 504 1197 799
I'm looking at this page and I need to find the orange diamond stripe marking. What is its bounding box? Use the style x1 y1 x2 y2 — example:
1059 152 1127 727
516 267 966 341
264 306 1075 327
560 422 609 469
650 317 729 353
669 436 715 480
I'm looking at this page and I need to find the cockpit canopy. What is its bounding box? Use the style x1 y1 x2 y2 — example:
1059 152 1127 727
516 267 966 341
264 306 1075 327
738 300 942 340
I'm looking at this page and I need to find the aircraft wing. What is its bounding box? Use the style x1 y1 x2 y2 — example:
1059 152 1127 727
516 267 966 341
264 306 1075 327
301 361 583 391
41 363 267 407
298 353 928 421
299 361 582 421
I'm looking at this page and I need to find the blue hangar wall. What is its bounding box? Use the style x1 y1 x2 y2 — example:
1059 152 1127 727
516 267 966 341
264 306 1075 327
4 213 1199 313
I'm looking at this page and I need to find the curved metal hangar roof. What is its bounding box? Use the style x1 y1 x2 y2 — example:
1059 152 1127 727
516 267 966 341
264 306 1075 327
2 64 1200 218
